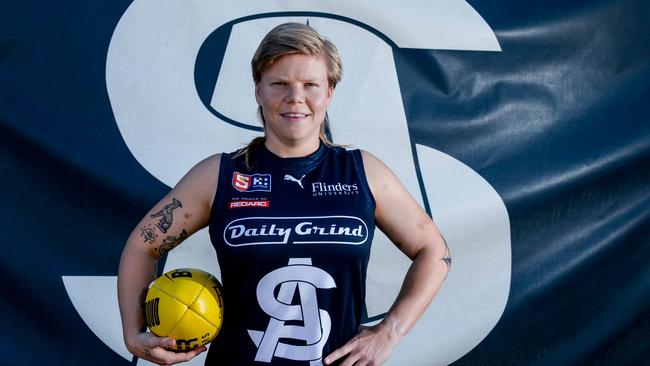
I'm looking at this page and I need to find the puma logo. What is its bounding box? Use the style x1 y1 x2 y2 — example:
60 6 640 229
284 174 306 189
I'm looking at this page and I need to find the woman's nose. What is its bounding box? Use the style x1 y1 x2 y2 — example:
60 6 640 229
284 85 305 103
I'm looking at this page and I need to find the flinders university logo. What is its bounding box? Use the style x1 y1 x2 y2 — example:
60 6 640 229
63 1 511 365
311 181 359 197
249 258 335 364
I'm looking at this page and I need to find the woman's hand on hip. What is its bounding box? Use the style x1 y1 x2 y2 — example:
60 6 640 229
324 322 400 366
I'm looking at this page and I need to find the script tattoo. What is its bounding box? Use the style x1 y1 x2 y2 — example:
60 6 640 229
157 229 188 256
150 198 182 233
140 225 157 244
442 246 452 267
441 236 452 270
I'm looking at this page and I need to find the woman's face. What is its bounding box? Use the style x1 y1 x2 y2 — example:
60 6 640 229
255 53 333 151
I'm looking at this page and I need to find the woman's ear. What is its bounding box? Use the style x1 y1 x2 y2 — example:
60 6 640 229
254 83 261 105
325 84 333 106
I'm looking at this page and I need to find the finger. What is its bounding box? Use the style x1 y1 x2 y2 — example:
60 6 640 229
149 345 207 365
339 353 361 366
324 341 356 364
157 337 177 349
141 333 175 350
171 346 207 362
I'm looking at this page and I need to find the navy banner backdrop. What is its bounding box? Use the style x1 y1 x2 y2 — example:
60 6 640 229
2 1 649 365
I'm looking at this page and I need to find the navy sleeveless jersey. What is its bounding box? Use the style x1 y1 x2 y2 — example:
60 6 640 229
206 143 376 365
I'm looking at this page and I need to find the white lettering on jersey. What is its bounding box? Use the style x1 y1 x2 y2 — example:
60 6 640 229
248 258 336 365
224 216 368 246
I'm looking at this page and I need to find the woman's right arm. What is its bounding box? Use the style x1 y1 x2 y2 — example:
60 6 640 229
117 154 220 365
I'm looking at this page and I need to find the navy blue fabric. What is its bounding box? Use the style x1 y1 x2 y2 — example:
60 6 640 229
207 144 375 364
440 1 650 364
1 0 649 365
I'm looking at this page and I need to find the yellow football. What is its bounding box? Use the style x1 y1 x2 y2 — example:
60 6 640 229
144 268 224 351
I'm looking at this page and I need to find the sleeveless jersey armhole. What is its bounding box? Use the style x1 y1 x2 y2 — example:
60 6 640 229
352 149 377 217
209 153 232 222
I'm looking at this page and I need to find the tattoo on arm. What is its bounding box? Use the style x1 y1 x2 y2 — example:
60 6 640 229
442 247 452 267
140 225 157 244
150 198 182 233
440 235 452 269
157 229 188 256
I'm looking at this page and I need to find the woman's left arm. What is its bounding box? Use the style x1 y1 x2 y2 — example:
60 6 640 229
325 150 451 366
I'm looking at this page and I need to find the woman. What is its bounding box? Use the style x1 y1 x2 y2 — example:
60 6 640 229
118 22 450 366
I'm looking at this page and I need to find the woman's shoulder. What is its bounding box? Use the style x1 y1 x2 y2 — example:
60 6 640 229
358 150 389 172
190 153 222 175
326 147 392 178
174 153 222 191
169 153 223 212
357 150 398 190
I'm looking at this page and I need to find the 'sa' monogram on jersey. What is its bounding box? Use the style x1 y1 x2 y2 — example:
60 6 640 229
248 258 336 365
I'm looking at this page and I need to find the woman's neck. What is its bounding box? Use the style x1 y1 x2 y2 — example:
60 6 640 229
264 138 320 158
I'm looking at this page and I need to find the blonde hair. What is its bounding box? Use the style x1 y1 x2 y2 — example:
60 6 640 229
237 22 343 169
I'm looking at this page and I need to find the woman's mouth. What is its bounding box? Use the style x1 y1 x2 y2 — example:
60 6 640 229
281 112 310 120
